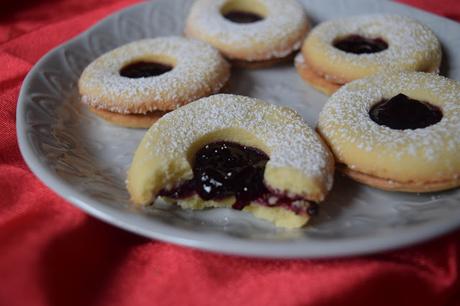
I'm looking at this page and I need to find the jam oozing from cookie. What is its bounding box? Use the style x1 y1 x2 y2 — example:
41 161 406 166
369 93 443 130
333 35 388 54
120 61 173 78
158 141 318 216
223 11 264 23
193 142 269 202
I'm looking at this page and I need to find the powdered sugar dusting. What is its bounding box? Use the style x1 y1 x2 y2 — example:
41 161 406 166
319 72 460 165
146 94 333 191
185 0 309 61
79 36 230 114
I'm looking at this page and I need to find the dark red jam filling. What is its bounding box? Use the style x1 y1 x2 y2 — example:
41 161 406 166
253 192 319 216
223 11 264 23
119 61 173 78
333 35 388 54
369 93 443 130
193 142 269 202
158 142 318 217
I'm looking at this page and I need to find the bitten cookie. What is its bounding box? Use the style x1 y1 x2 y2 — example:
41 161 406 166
79 36 230 128
128 94 334 228
185 0 309 68
317 72 460 192
296 15 441 95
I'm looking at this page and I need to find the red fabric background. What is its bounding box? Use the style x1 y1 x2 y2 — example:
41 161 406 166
1 1 460 305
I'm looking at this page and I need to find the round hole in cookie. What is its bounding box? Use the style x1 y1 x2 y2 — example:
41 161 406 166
333 35 388 54
221 0 267 24
119 61 173 78
369 93 443 130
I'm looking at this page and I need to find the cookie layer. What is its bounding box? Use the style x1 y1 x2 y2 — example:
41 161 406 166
340 165 460 193
295 53 341 96
89 107 164 129
231 52 295 69
318 72 460 192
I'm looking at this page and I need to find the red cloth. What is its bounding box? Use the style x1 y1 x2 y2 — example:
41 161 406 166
1 0 460 305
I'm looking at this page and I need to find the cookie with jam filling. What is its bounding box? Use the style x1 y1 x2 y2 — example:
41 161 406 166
185 0 310 68
79 37 230 128
318 72 460 192
128 94 334 228
296 15 441 95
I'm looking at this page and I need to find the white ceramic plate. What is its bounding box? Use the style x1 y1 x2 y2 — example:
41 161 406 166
17 0 460 258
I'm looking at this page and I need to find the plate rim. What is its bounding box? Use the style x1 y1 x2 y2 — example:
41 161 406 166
16 0 460 258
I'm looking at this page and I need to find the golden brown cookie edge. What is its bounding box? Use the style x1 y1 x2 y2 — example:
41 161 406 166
340 165 460 193
295 57 342 96
89 106 166 129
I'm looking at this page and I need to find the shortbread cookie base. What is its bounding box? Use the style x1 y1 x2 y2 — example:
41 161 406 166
295 53 440 96
295 55 342 96
231 52 296 69
162 195 309 228
244 204 309 228
341 165 460 193
89 106 165 128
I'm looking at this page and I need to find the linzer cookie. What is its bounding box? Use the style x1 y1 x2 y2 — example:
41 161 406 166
296 15 442 95
185 0 310 68
127 94 334 228
318 71 460 192
78 36 230 128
